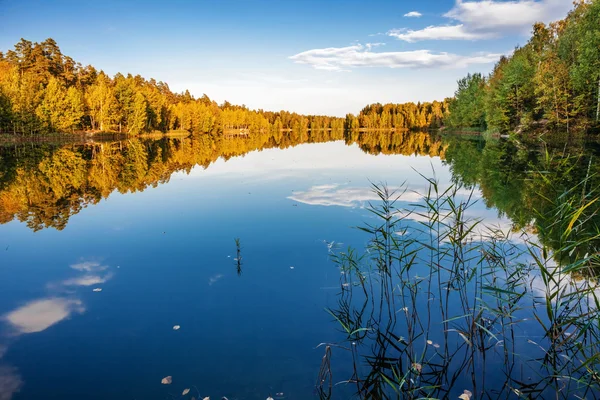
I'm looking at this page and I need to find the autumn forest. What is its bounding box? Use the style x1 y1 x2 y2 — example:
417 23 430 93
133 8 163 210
0 2 599 138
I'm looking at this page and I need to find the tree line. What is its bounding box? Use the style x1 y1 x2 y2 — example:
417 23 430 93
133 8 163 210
344 100 450 131
1 0 598 137
0 38 343 135
447 0 600 133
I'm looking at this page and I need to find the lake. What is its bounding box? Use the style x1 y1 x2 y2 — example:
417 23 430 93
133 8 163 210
1 131 599 399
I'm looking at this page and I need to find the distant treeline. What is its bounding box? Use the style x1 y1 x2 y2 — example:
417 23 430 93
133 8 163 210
447 0 600 133
0 39 343 135
344 100 449 131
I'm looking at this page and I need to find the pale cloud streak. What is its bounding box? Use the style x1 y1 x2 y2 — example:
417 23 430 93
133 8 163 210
388 25 493 42
388 0 572 42
289 44 500 71
404 11 422 17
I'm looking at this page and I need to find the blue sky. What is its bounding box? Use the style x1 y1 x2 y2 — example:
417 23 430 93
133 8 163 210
0 0 573 116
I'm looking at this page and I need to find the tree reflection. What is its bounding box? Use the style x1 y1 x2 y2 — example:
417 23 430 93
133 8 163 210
2 130 600 268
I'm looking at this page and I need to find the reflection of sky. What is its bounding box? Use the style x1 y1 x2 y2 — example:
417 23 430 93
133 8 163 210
0 365 21 400
0 141 537 399
4 298 84 334
61 273 113 287
289 183 424 207
0 257 115 400
188 141 445 180
2 259 114 334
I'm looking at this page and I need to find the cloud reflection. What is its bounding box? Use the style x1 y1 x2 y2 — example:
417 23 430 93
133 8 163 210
288 184 423 208
3 298 84 334
209 274 224 286
62 273 113 287
70 261 108 272
0 365 22 400
0 259 116 399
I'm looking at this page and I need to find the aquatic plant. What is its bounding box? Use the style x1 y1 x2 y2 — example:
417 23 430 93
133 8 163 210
318 179 600 399
234 237 242 276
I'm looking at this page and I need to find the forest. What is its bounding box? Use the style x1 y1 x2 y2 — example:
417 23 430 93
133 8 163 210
344 100 449 131
0 1 598 137
348 1 600 134
0 36 450 136
0 40 344 135
446 0 600 133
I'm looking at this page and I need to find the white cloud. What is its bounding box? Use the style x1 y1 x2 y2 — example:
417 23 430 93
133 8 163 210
404 11 423 17
3 298 84 334
388 25 492 42
289 44 500 71
389 0 572 42
445 0 570 32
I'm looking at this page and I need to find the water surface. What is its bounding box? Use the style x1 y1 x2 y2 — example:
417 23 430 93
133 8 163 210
0 132 598 399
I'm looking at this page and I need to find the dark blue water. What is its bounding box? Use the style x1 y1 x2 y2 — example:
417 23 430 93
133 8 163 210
0 141 516 399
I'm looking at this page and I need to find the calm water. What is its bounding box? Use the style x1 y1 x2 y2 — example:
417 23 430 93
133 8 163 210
0 132 598 399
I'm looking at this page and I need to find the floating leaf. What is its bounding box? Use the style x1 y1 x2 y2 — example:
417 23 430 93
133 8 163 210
173 325 181 330
183 388 190 395
458 389 472 400
161 376 172 384
426 340 433 345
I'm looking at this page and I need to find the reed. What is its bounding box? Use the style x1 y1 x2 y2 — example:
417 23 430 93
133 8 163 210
318 178 600 399
234 237 242 276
